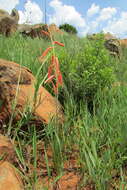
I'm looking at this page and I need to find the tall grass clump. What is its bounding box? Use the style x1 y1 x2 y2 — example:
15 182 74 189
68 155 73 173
0 32 50 77
67 85 127 189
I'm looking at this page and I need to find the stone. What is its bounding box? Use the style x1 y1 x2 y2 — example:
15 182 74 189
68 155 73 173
119 39 127 48
104 38 121 57
0 9 19 36
0 135 15 163
0 161 23 190
18 24 49 39
0 59 63 124
18 23 63 39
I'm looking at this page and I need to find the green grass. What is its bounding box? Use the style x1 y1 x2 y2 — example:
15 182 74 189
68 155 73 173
1 32 127 189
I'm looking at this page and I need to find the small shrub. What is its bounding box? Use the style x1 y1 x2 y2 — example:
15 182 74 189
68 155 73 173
59 23 77 34
59 33 116 108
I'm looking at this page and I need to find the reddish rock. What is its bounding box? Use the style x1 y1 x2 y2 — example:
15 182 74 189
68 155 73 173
0 59 63 124
0 161 23 190
35 177 54 190
57 172 80 190
120 39 127 48
0 135 16 163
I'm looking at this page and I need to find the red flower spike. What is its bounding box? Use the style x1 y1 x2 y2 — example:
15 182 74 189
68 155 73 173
53 41 65 47
58 72 63 86
51 81 58 94
51 56 56 66
44 53 63 94
48 65 53 78
54 56 60 74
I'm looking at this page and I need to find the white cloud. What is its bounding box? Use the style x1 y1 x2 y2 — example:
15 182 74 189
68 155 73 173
80 5 118 37
18 10 27 24
103 12 127 37
87 3 100 17
97 7 117 22
79 26 90 37
0 0 19 13
19 0 43 24
49 0 86 28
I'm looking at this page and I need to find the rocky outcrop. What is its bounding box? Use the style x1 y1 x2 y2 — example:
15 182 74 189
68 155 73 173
0 9 19 36
18 24 63 39
18 24 49 39
0 59 63 124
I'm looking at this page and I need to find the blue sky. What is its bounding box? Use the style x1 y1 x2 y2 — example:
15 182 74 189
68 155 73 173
1 0 127 38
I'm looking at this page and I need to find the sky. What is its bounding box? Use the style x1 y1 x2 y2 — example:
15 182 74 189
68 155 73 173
0 0 127 38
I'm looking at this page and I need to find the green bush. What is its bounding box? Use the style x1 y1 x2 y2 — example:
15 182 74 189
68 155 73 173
59 23 77 34
58 33 116 106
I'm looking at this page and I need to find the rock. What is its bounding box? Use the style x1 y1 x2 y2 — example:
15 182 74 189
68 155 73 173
18 24 49 39
35 177 54 190
0 161 23 190
0 9 19 36
36 172 80 190
17 24 32 34
57 172 80 190
103 32 116 40
119 39 127 48
0 135 15 163
87 33 121 57
103 33 121 57
0 59 63 124
48 24 63 35
104 38 121 58
18 23 63 39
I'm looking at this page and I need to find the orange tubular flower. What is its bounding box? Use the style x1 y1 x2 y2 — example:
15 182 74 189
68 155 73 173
41 47 53 57
52 81 58 94
51 55 56 66
44 75 55 84
53 56 63 84
41 30 50 37
48 64 54 78
42 41 64 94
58 71 63 85
53 56 60 74
53 41 65 47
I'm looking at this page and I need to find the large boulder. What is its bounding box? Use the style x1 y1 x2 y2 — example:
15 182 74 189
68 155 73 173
0 9 19 36
0 59 63 124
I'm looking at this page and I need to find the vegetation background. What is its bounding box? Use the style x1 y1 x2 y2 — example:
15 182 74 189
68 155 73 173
1 29 127 190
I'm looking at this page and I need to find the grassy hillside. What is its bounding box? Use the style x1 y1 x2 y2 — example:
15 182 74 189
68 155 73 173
1 32 127 189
